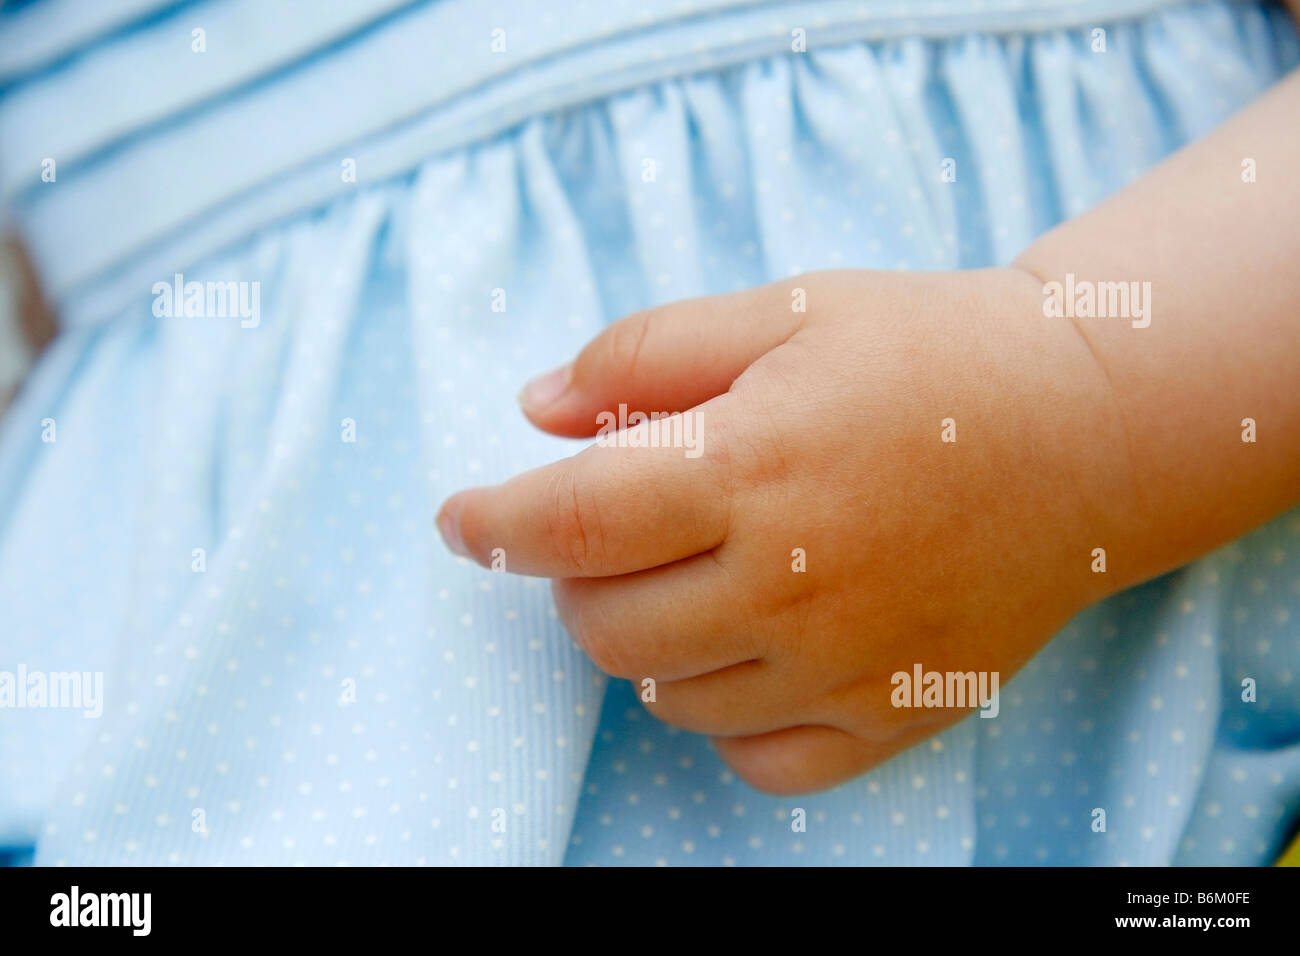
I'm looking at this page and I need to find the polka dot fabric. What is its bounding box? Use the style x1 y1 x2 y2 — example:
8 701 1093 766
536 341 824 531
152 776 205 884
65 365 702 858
0 0 1297 865
566 518 1300 866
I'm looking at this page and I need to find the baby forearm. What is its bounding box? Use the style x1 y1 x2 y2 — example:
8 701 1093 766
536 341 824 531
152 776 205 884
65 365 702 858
1013 68 1300 593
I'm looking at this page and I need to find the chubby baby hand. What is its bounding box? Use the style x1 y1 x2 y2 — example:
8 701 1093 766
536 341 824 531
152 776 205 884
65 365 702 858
436 268 1132 793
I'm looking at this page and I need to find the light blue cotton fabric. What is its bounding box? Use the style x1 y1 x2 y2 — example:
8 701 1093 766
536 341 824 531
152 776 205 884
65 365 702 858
0 0 1298 865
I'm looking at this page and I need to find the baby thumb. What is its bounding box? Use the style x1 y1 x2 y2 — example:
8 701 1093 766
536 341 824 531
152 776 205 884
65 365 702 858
518 282 804 438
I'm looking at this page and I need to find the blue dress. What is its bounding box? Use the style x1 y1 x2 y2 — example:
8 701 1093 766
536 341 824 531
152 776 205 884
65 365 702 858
0 0 1297 866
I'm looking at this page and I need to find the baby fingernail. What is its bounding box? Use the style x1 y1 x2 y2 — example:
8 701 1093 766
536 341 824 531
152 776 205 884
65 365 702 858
518 363 572 412
436 504 469 557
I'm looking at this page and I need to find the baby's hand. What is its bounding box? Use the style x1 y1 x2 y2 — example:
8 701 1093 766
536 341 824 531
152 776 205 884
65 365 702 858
437 268 1135 793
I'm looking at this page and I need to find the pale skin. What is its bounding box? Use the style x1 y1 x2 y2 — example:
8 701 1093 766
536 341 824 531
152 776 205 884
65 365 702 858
435 58 1300 795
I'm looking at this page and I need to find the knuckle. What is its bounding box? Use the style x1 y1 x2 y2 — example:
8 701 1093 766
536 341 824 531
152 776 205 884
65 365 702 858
601 311 654 380
553 581 633 677
543 468 605 575
583 631 631 678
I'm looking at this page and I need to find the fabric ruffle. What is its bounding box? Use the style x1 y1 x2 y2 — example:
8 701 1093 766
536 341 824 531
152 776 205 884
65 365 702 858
0 0 1280 323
